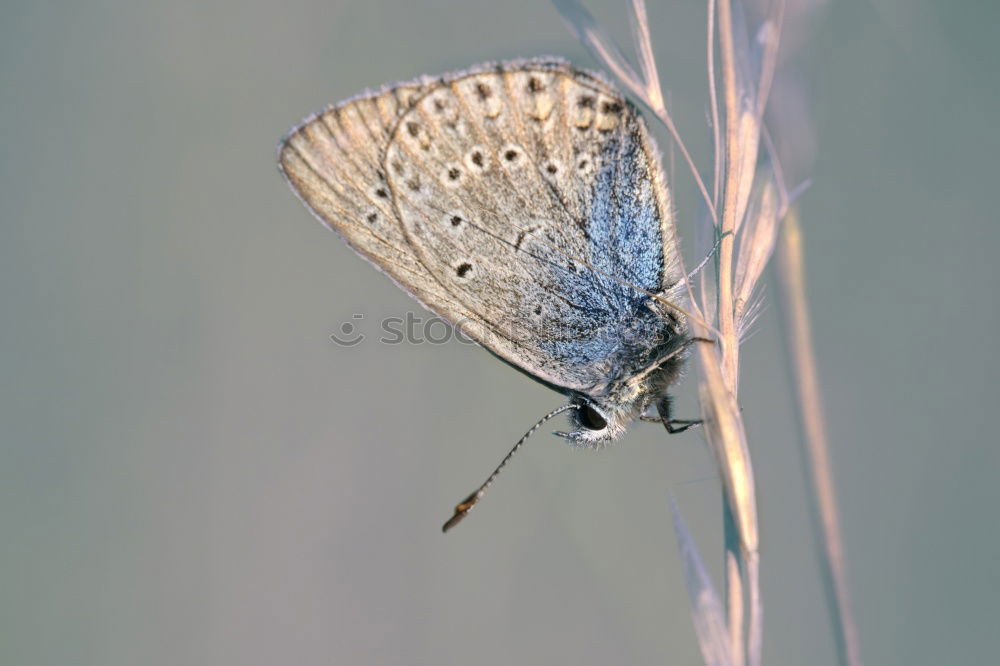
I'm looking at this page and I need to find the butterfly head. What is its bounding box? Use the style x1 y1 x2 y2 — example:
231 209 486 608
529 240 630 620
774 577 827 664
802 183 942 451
559 389 655 447
556 398 625 446
557 346 688 447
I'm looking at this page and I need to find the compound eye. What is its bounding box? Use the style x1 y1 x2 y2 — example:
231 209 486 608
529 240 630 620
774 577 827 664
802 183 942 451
579 404 608 430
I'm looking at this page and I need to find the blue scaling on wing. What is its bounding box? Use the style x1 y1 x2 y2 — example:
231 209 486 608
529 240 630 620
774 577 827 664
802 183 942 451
589 126 663 297
535 124 670 392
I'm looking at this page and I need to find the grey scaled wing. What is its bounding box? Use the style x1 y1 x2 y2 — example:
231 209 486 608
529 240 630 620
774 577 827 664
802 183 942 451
278 59 684 395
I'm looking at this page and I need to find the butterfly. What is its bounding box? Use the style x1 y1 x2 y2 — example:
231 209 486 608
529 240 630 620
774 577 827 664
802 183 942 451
278 58 694 528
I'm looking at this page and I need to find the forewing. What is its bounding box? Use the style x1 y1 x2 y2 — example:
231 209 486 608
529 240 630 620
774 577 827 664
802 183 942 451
279 60 683 394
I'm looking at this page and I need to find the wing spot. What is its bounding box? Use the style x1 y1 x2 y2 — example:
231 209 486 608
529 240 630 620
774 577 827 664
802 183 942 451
464 147 489 172
527 77 544 93
501 145 525 167
366 212 377 224
455 262 473 278
578 95 595 108
406 121 420 137
578 159 589 170
375 188 388 199
407 178 421 192
476 83 492 100
546 163 558 175
442 165 465 187
534 305 542 315
450 215 462 227
601 101 623 114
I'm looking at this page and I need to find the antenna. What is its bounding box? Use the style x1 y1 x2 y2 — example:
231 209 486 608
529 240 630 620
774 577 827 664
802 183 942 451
442 404 578 532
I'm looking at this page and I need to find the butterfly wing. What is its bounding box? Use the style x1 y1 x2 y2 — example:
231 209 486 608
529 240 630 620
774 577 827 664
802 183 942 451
278 78 479 327
279 59 684 394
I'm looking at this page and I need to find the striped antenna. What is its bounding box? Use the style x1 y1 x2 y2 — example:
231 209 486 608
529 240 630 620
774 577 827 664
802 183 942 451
442 404 578 532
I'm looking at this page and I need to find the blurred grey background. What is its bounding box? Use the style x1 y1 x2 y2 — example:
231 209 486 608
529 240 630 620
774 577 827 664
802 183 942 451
2 1 997 664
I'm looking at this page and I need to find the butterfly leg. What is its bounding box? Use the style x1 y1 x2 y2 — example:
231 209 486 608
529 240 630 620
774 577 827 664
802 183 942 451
643 395 703 434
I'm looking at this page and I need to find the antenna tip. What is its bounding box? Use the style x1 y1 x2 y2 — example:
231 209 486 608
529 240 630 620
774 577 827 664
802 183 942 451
441 492 481 533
